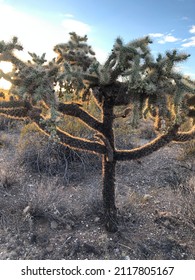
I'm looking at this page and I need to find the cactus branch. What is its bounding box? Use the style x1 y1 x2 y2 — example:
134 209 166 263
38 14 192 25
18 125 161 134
0 107 28 119
26 111 106 155
57 102 104 133
115 124 180 161
173 127 195 142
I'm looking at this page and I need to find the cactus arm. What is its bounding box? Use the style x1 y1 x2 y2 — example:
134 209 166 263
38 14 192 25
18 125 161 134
115 125 195 161
55 127 106 155
0 69 12 83
0 100 106 154
0 107 28 119
0 52 26 68
173 127 195 142
0 101 32 119
57 102 104 133
33 117 106 155
188 109 195 118
114 125 179 161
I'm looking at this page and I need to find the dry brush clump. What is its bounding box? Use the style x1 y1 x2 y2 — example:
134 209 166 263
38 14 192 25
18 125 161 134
180 139 195 160
179 177 195 227
20 179 68 227
0 115 19 131
17 123 100 181
0 167 24 231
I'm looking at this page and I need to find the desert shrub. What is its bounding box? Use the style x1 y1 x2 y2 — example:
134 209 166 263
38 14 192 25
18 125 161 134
60 115 93 138
178 177 195 227
0 115 13 130
176 118 195 160
139 120 157 139
180 118 194 132
114 116 136 149
0 115 23 131
20 178 66 222
0 132 12 148
0 167 21 230
17 123 100 180
180 140 195 160
0 170 16 189
114 118 157 150
18 123 74 175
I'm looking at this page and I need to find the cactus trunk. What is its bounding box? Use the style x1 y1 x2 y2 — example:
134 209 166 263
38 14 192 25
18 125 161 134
102 156 118 232
102 99 118 232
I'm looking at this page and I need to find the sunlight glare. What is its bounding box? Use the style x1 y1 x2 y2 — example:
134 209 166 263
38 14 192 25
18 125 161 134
0 78 11 90
0 62 12 90
0 61 13 73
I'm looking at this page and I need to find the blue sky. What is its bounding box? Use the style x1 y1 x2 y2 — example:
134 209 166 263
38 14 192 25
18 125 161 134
0 0 195 81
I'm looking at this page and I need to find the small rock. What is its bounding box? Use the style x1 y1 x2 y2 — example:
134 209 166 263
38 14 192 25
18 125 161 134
46 245 53 253
23 205 31 215
50 221 58 230
94 217 100 222
142 194 153 203
124 255 130 260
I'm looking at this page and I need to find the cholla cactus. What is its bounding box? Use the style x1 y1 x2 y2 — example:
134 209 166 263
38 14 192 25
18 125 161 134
0 33 195 232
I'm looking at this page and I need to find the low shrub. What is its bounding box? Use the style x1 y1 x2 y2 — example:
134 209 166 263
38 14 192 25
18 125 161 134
17 123 100 181
180 140 195 160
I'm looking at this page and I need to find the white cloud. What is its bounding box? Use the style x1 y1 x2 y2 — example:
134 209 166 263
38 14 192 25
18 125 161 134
158 35 179 44
180 26 195 48
181 36 195 47
0 2 109 73
0 2 69 61
62 19 91 36
0 2 93 62
149 32 180 44
149 33 164 38
189 25 195 34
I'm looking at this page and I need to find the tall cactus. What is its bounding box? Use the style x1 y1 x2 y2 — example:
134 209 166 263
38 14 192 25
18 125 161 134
0 34 195 232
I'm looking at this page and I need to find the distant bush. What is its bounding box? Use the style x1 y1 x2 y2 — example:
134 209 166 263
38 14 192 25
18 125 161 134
180 118 194 132
180 140 195 160
139 120 157 139
178 176 195 228
0 132 11 148
0 115 22 131
0 171 16 189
